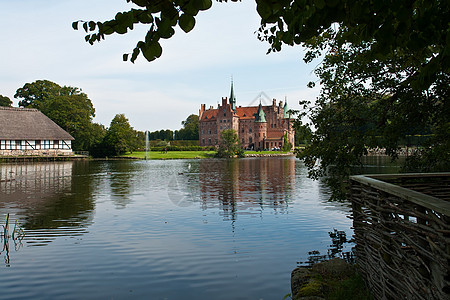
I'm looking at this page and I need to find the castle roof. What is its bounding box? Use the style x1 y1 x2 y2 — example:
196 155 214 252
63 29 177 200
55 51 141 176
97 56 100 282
283 100 290 118
200 105 274 122
200 108 218 121
236 106 258 120
254 103 267 123
0 107 74 140
229 80 237 112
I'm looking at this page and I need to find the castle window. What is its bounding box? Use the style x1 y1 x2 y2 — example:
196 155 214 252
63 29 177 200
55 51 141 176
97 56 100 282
274 124 277 128
249 137 252 144
202 138 205 145
249 128 252 133
242 138 244 143
208 138 212 145
208 129 211 134
202 130 204 134
224 113 226 117
271 124 273 128
215 129 217 134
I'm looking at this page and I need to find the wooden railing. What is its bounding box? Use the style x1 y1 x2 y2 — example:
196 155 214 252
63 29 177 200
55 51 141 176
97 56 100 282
350 173 450 299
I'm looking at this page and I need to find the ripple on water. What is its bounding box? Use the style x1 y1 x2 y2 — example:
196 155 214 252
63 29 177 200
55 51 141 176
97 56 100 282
0 158 356 300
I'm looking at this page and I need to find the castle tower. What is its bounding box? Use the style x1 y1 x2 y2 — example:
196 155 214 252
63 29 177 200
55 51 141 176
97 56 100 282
254 102 267 150
229 80 237 113
283 100 290 119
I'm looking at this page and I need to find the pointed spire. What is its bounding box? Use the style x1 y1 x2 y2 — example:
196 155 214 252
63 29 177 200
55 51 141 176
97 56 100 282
229 77 237 112
283 97 290 118
255 102 266 123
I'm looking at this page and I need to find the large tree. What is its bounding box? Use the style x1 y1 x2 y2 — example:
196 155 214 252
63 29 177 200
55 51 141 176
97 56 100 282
0 95 12 107
175 114 199 140
216 129 244 158
103 114 137 156
15 80 97 151
15 80 62 109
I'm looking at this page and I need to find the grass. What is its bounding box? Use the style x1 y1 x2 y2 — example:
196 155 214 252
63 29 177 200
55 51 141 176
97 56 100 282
122 151 216 160
244 150 293 155
121 150 294 160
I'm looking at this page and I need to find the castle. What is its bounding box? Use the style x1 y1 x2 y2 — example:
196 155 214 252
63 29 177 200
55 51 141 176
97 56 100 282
199 83 295 150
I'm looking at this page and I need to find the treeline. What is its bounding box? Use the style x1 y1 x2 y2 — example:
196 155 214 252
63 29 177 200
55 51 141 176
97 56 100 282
147 114 198 141
1 80 200 157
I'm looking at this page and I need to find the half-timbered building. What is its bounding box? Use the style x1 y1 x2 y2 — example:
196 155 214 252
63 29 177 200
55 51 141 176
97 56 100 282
0 107 74 156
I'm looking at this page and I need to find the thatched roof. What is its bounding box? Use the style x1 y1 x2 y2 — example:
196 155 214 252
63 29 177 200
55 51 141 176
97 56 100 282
0 107 74 140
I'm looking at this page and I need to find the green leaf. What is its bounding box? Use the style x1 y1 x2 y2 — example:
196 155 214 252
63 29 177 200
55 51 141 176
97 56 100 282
130 47 140 63
89 21 96 31
315 0 325 10
72 21 78 30
193 0 212 11
179 14 196 33
83 22 88 32
142 41 162 61
123 53 129 61
137 12 154 24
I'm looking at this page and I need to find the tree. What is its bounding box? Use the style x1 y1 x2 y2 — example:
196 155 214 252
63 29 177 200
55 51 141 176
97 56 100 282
216 129 244 158
175 114 199 140
103 114 137 156
15 80 62 108
281 133 292 152
87 123 107 157
15 80 97 151
0 95 12 107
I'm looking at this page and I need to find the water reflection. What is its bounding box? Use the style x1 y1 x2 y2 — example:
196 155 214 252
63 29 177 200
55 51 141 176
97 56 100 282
196 157 295 220
0 161 95 248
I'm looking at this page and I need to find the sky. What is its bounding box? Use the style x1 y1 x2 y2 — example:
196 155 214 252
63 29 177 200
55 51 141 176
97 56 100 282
0 0 320 131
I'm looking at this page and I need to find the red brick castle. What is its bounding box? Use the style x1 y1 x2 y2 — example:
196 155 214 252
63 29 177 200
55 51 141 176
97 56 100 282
199 82 295 150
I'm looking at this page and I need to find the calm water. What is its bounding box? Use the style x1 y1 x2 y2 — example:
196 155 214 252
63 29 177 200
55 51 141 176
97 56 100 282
0 157 397 299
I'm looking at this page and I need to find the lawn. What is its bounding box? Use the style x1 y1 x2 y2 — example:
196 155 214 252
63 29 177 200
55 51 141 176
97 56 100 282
244 150 293 155
122 151 216 160
122 150 294 160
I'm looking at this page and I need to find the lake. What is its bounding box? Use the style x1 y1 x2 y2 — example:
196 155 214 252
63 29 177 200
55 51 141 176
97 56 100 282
0 157 398 299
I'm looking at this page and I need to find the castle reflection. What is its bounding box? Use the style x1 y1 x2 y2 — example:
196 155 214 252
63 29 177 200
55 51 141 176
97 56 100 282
197 157 296 220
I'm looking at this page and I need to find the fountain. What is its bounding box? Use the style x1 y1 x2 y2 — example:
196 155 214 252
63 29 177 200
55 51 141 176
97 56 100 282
145 130 150 160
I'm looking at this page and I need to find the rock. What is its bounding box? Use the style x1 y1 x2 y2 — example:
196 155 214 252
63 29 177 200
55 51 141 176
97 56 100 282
291 258 355 300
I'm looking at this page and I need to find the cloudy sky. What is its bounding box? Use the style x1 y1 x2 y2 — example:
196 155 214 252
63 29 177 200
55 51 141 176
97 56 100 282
0 0 319 131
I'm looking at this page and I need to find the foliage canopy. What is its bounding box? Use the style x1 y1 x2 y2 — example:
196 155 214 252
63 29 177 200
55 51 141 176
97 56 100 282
216 129 244 158
0 95 12 107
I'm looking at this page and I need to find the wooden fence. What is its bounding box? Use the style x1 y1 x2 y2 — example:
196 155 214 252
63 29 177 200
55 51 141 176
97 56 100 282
350 173 450 299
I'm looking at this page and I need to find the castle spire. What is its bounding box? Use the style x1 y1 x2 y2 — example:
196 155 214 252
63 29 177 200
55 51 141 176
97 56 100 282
229 78 237 112
255 102 266 123
283 98 290 118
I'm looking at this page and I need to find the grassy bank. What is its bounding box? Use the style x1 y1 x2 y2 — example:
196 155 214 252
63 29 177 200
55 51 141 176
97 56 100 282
122 150 294 160
122 151 216 159
245 151 293 155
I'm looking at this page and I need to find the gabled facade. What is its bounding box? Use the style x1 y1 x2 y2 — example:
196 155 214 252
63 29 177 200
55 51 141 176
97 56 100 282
199 84 295 150
0 107 74 156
